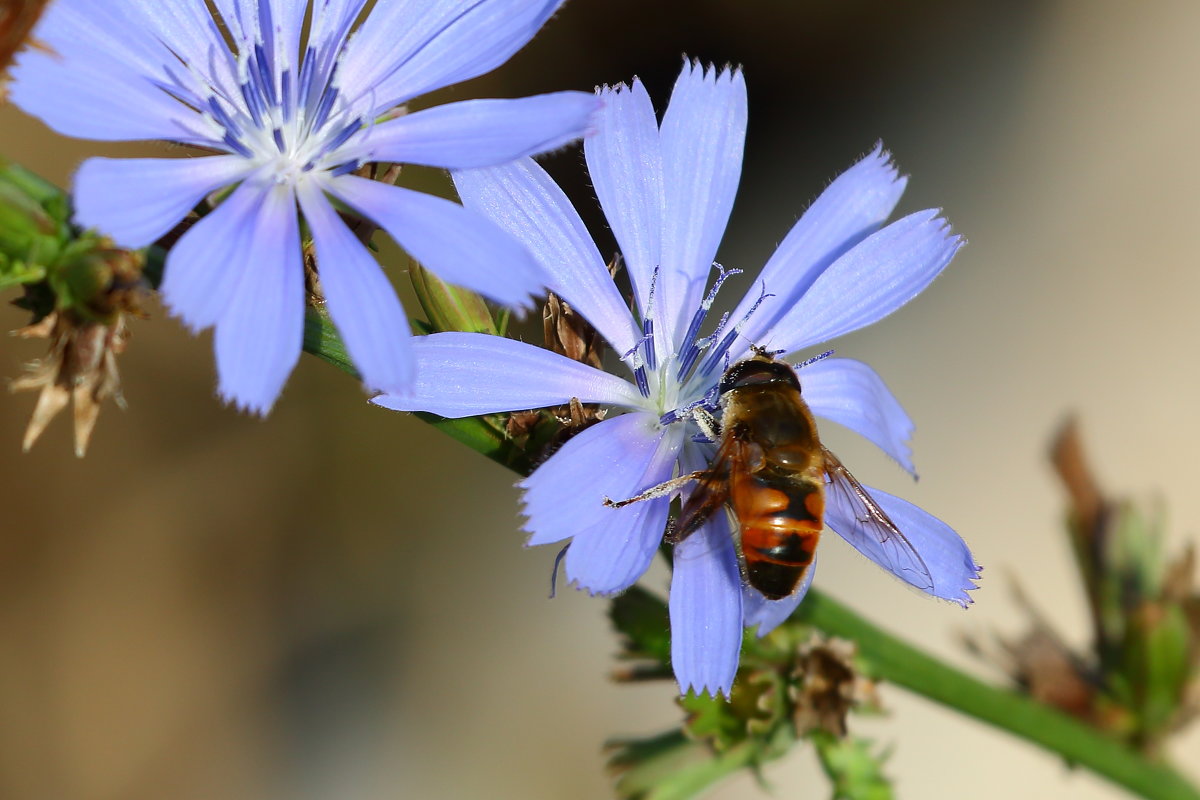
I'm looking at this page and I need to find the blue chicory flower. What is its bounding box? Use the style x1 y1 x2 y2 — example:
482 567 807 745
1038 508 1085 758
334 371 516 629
374 61 981 696
9 0 599 413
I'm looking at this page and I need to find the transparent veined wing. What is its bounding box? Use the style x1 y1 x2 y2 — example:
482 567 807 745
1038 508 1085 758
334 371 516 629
821 447 934 592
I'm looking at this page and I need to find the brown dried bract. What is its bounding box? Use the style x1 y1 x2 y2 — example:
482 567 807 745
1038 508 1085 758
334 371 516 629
961 578 1101 723
790 635 879 738
9 243 144 457
506 286 614 462
11 311 128 457
544 291 604 370
0 0 50 95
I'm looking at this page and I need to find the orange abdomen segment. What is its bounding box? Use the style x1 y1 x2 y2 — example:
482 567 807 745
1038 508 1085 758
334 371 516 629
731 470 825 600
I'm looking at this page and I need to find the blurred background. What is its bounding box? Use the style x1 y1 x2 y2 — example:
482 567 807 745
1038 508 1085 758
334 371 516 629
2 0 1200 797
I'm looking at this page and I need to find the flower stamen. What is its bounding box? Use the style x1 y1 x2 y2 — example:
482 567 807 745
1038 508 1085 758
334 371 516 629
677 262 742 380
696 281 773 379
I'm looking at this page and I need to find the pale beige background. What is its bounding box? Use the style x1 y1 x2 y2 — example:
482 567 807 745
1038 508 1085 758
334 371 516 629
1 2 1198 798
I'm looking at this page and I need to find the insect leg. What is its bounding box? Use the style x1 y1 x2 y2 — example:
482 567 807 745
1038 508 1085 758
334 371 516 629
602 470 708 508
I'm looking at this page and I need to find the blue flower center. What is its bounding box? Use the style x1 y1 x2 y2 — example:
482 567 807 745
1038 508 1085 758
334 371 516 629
627 264 774 427
157 2 367 177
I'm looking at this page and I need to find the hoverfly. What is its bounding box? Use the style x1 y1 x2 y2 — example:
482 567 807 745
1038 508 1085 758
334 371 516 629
606 350 932 600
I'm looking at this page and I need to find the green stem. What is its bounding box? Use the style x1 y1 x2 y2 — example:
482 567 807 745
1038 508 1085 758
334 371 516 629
646 742 757 800
793 591 1200 800
301 309 534 473
301 318 1199 800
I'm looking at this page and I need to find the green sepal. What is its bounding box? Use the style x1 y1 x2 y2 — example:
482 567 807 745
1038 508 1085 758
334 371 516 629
0 254 47 292
0 161 68 210
0 161 68 291
409 258 500 335
607 729 755 800
1124 601 1193 743
812 733 895 800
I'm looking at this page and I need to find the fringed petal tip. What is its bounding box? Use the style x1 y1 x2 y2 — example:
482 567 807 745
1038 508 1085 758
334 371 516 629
161 297 206 336
921 208 967 252
678 56 744 86
927 536 982 608
564 578 623 599
669 517 743 704
947 562 984 608
863 140 905 184
216 386 277 417
677 682 732 701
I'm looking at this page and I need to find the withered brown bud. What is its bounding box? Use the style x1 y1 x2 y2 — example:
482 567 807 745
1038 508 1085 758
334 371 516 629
9 243 144 457
790 635 880 739
10 311 128 457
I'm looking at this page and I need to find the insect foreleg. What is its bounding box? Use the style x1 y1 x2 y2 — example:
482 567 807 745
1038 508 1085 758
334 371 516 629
602 470 708 508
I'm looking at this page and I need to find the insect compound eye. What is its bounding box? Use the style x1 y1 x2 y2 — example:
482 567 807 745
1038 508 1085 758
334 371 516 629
719 358 800 395
717 364 748 395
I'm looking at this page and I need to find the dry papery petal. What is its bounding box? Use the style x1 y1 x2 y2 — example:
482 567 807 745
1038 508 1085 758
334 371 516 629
11 311 128 457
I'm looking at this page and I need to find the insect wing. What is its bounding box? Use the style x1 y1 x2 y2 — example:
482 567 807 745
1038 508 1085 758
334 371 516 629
670 431 743 544
821 447 934 592
670 472 730 544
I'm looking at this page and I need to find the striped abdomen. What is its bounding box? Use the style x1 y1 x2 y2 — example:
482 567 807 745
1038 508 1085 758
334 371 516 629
728 456 825 600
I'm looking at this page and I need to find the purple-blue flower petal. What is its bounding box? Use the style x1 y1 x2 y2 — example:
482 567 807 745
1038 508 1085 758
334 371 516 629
767 209 963 354
73 156 251 248
728 144 909 351
297 182 413 395
658 62 747 348
585 77 663 315
370 332 642 416
210 182 305 414
329 174 543 311
148 1 244 84
669 513 743 697
564 424 684 595
742 559 815 637
826 483 980 606
800 358 916 476
521 412 672 547
341 0 565 109
354 93 599 169
161 180 284 333
9 0 209 142
453 161 640 356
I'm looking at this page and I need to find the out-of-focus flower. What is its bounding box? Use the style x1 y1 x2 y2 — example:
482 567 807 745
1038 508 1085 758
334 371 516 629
968 418 1200 753
375 61 980 695
9 0 599 413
